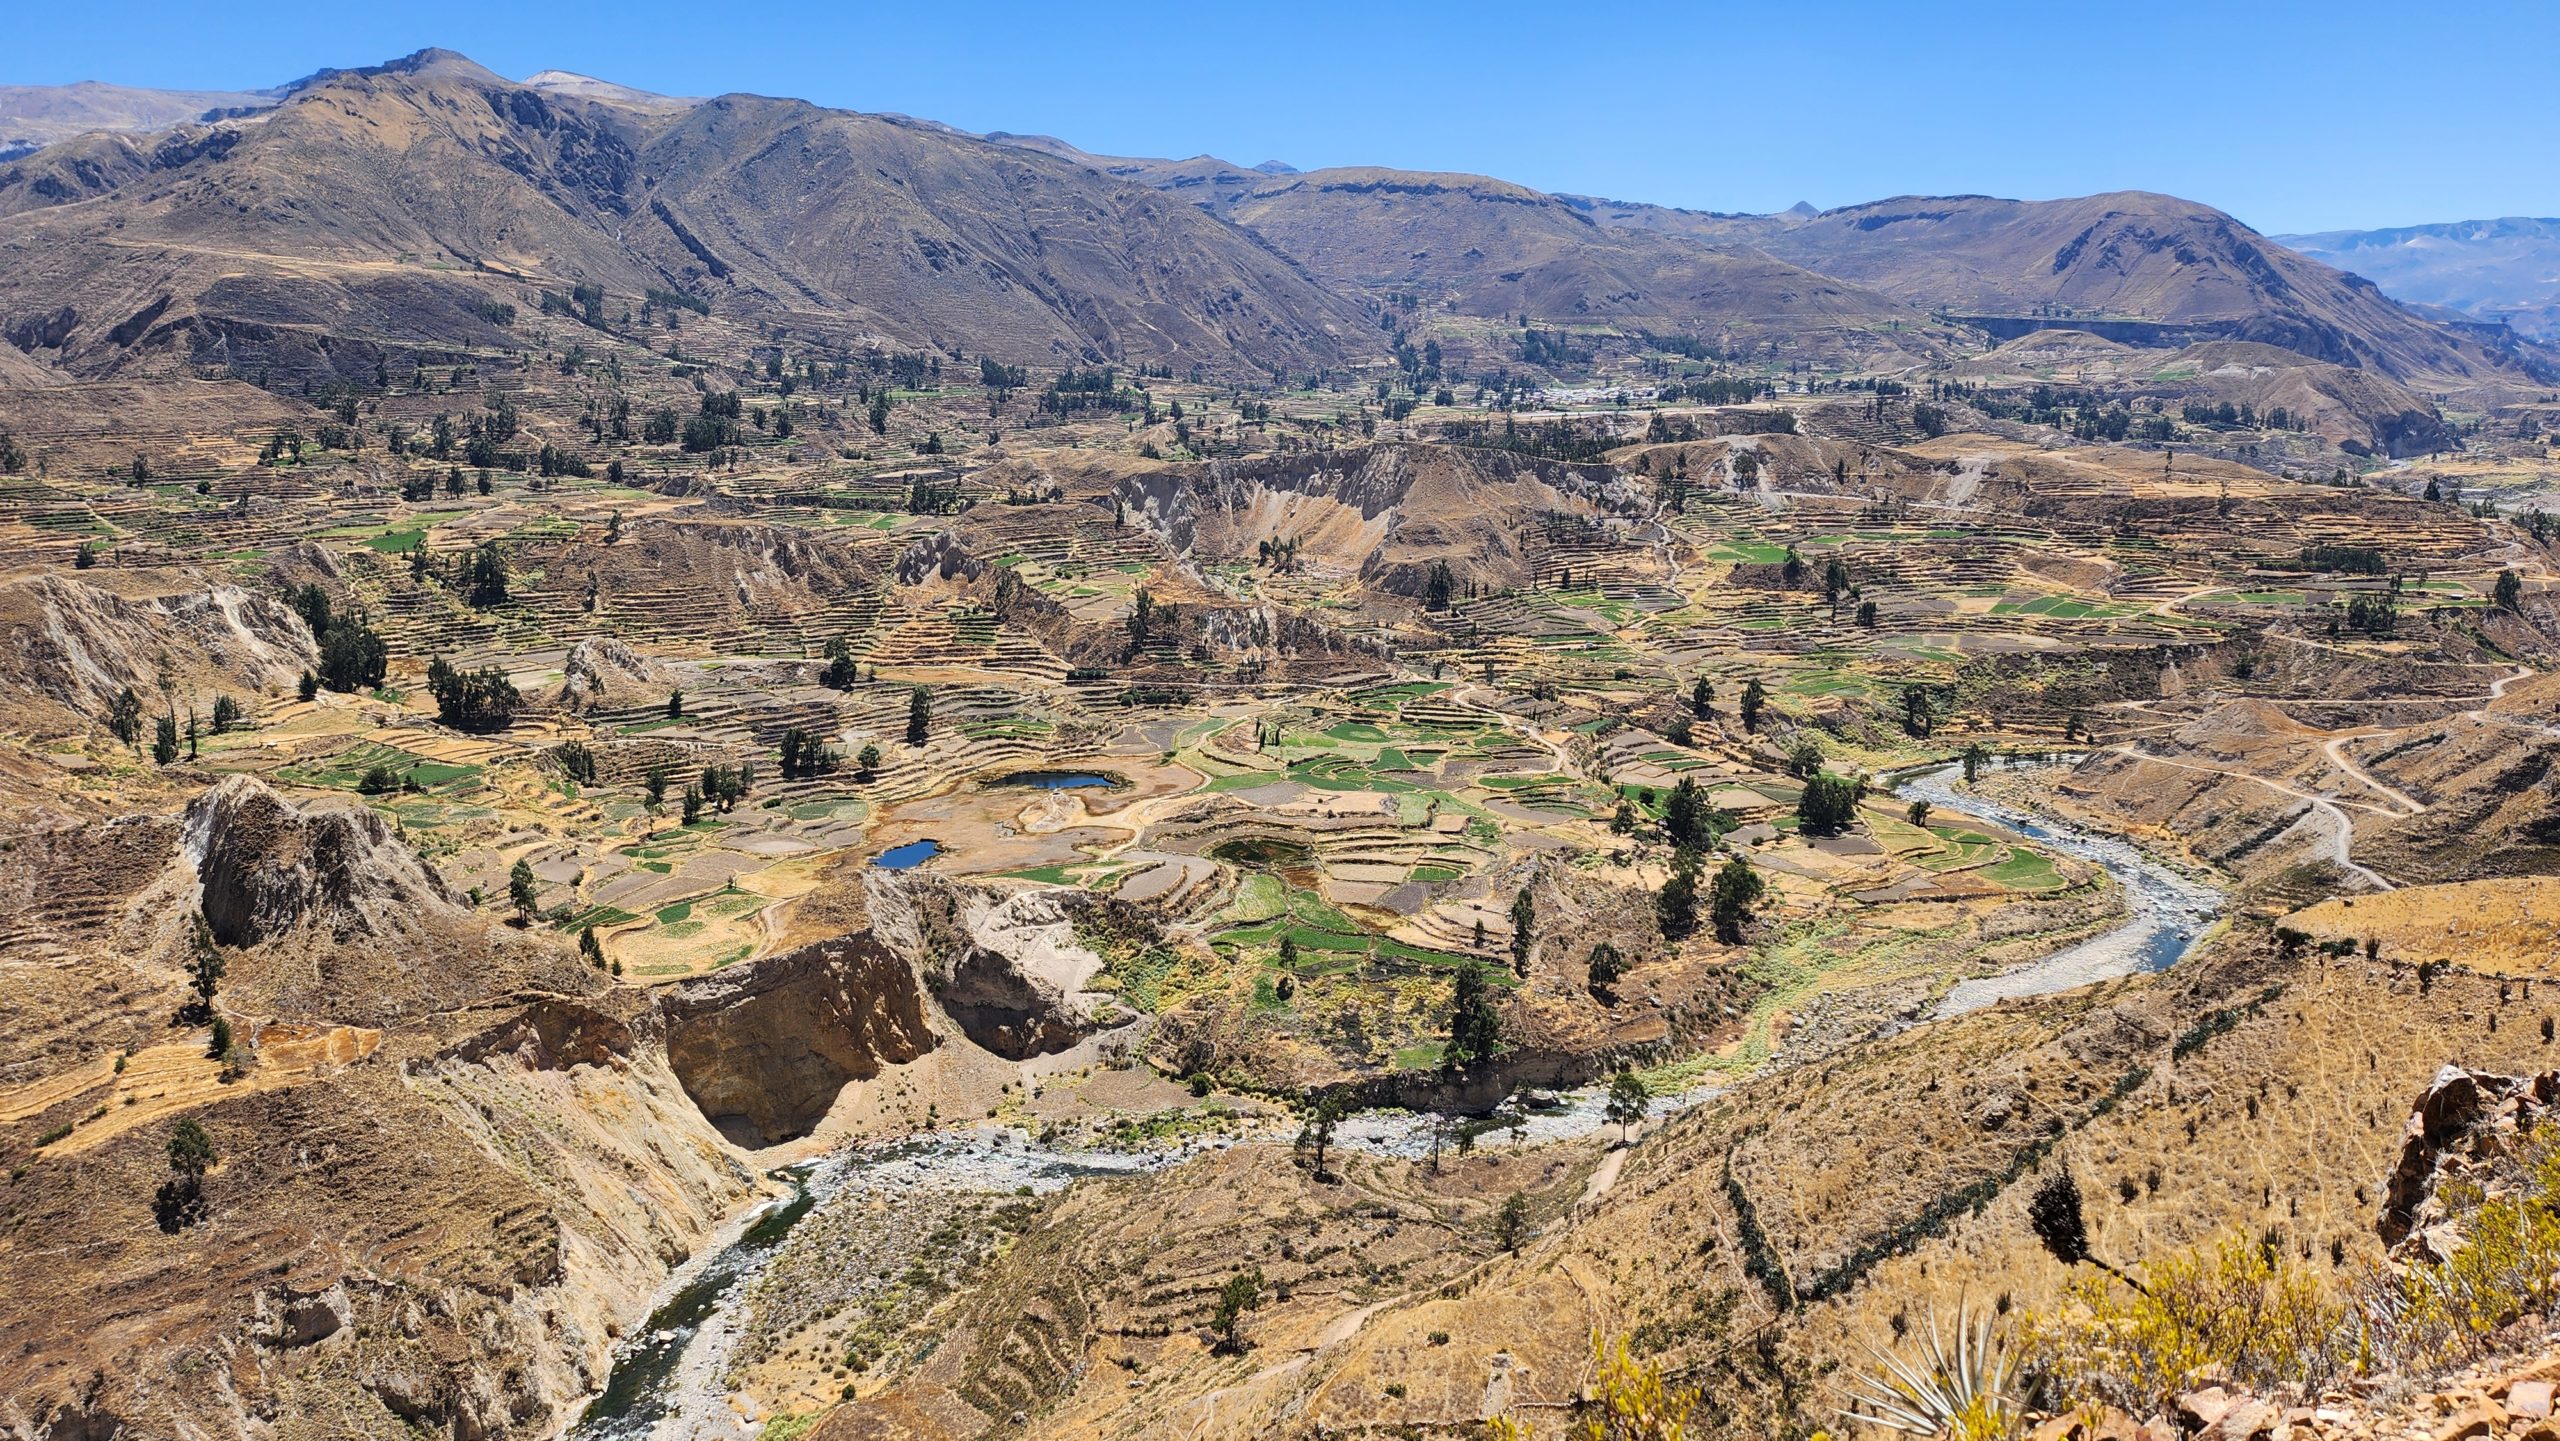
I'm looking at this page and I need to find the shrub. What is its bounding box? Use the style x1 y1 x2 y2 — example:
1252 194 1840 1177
2016 1232 2354 1418
1488 1334 1695 1441
2379 1125 2560 1367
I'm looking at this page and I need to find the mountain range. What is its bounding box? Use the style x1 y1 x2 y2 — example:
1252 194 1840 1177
0 49 2551 390
2280 216 2560 343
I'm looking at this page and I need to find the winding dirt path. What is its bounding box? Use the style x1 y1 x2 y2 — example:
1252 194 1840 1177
2106 744 2397 891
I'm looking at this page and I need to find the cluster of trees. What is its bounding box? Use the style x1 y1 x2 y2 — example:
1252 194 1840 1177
1797 771 1864 836
288 584 388 694
458 542 508 607
820 636 862 689
1037 366 1139 416
2293 543 2389 575
2341 592 2398 637
777 726 839 779
425 657 520 731
2180 400 2298 431
697 762 754 814
1657 845 1763 944
1438 416 1614 464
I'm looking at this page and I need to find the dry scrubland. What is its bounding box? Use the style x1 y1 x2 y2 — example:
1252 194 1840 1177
3 43 2560 1441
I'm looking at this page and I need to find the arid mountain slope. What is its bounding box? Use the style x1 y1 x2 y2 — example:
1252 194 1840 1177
1953 331 2454 453
0 49 1365 380
1759 191 2548 383
1199 167 1952 364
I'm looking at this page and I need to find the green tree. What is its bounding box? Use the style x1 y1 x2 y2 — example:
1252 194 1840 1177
681 786 704 825
1507 885 1536 976
821 635 859 689
426 657 520 732
185 914 225 1019
906 685 932 746
210 694 242 734
1126 587 1157 651
857 742 883 779
1605 1069 1651 1144
1276 932 1299 970
2496 569 2524 611
1210 1266 1265 1354
1961 742 1991 784
1740 677 1767 732
644 764 670 812
315 611 388 692
1443 960 1502 1074
1295 1091 1346 1181
1586 941 1627 996
1496 1191 1530 1252
779 726 837 779
1906 798 1933 828
151 712 180 766
666 688 684 719
1662 777 1714 849
1708 854 1765 944
1797 772 1861 837
207 1015 232 1061
508 858 540 917
1899 683 1936 739
107 686 143 746
1424 559 1456 611
579 926 606 970
1784 736 1825 779
156 1117 218 1231
459 542 508 607
868 391 892 434
1657 847 1704 940
1689 675 1714 719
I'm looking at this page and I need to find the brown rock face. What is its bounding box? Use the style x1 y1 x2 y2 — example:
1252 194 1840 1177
182 774 458 947
2380 1064 2560 1250
659 936 935 1145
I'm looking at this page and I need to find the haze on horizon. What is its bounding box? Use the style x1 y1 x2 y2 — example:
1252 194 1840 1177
8 0 2557 236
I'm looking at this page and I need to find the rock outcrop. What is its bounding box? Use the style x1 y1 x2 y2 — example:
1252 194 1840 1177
866 871 1126 1061
182 773 458 947
554 634 670 710
0 572 314 733
2380 1064 2560 1255
659 935 937 1145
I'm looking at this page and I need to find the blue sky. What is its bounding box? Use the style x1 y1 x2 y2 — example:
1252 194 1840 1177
12 0 2556 235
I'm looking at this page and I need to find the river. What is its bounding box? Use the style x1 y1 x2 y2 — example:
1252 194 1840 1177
1891 759 2226 1016
566 1133 1172 1441
568 759 2222 1436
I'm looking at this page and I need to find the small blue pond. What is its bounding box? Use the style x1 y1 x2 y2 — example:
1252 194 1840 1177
991 770 1121 791
872 839 942 870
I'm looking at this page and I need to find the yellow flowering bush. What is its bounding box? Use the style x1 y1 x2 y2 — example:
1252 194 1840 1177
2017 1232 2355 1416
1488 1334 1698 1441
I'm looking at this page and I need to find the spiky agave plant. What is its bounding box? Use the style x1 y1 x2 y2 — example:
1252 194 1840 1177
1841 1303 2020 1441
